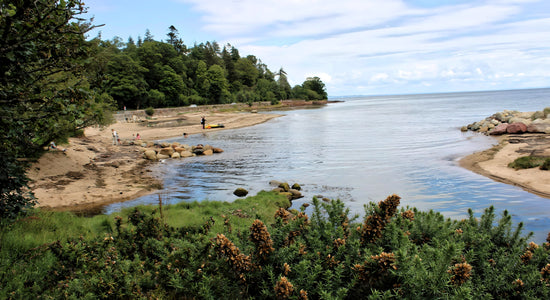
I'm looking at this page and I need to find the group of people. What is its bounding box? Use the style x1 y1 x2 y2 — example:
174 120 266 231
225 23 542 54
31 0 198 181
111 129 140 145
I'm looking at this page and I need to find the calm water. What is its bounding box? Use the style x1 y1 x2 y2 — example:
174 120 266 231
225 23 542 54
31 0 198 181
105 88 550 243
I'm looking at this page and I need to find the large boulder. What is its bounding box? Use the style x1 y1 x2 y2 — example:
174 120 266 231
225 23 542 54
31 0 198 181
144 149 157 160
159 147 175 156
489 123 509 135
171 152 181 159
506 122 527 134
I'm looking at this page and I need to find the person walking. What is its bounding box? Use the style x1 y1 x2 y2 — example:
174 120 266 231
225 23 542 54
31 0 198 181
112 129 118 145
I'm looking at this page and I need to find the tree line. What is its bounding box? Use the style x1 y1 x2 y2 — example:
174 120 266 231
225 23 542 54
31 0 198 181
90 26 328 110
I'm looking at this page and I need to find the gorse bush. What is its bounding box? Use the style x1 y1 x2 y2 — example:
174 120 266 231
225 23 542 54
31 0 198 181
1 194 549 299
508 156 548 170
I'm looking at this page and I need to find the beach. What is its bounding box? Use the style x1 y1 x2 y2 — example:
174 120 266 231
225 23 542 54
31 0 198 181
27 110 282 211
459 133 550 199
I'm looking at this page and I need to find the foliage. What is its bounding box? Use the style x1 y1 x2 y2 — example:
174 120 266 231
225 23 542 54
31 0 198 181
144 107 155 116
508 156 548 170
1 192 549 299
87 28 326 110
540 158 550 170
0 0 115 220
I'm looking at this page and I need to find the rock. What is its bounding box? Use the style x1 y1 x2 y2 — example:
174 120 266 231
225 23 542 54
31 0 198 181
180 150 194 158
233 188 248 197
272 187 285 193
171 142 181 148
213 147 224 153
506 122 527 134
144 150 157 160
288 189 303 199
171 152 181 159
174 147 187 153
460 126 468 132
479 126 489 133
527 123 550 133
291 183 301 191
279 192 293 200
490 123 509 135
203 149 214 156
269 180 283 186
157 153 170 159
160 142 171 148
278 182 290 192
193 148 204 155
203 145 213 151
159 147 175 156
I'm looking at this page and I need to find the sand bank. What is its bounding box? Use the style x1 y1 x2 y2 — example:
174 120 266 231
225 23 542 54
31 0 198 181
459 134 550 199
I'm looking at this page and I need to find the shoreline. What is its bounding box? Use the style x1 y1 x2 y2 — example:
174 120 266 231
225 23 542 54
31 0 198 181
459 133 550 199
28 109 283 212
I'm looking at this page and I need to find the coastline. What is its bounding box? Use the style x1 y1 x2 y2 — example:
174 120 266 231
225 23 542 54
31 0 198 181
28 109 282 212
459 134 550 199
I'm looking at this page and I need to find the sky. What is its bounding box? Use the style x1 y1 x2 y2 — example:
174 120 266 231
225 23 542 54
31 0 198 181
83 0 550 96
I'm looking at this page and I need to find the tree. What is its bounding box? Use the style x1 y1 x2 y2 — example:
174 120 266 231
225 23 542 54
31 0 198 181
302 77 327 99
166 25 186 54
0 0 112 219
276 68 291 100
207 64 230 104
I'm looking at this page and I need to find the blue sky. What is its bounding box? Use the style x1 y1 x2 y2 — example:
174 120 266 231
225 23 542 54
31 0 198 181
84 0 550 96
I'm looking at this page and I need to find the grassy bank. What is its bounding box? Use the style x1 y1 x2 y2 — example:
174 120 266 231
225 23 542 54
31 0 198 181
1 192 550 298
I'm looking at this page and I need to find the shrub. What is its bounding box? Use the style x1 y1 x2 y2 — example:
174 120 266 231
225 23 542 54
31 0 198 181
540 158 550 170
508 156 547 169
144 107 155 116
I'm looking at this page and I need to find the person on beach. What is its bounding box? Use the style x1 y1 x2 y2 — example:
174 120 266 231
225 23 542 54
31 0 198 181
201 116 206 129
49 141 66 152
183 132 188 138
136 133 141 140
112 129 118 145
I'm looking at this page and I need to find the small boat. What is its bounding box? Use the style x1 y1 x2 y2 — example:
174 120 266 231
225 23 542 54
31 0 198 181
205 123 225 129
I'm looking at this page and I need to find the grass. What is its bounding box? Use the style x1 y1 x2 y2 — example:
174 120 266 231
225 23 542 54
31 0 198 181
0 191 290 255
508 156 550 170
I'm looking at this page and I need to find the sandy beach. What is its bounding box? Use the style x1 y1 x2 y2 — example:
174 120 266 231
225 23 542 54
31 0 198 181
459 133 550 199
27 110 282 211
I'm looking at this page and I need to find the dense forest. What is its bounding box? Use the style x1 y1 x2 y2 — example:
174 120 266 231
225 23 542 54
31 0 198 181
90 26 328 110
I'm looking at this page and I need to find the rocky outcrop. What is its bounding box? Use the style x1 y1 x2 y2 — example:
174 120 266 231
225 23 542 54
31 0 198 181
270 181 303 200
465 108 550 135
140 141 224 161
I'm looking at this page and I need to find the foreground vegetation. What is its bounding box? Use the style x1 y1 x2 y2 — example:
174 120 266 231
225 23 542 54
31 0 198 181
1 191 549 299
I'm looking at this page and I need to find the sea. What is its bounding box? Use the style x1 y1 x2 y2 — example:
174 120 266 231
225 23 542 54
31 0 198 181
104 88 550 243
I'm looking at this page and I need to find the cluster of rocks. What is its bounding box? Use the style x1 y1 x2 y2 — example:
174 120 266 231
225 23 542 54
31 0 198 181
269 180 304 200
140 141 223 160
462 108 550 135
